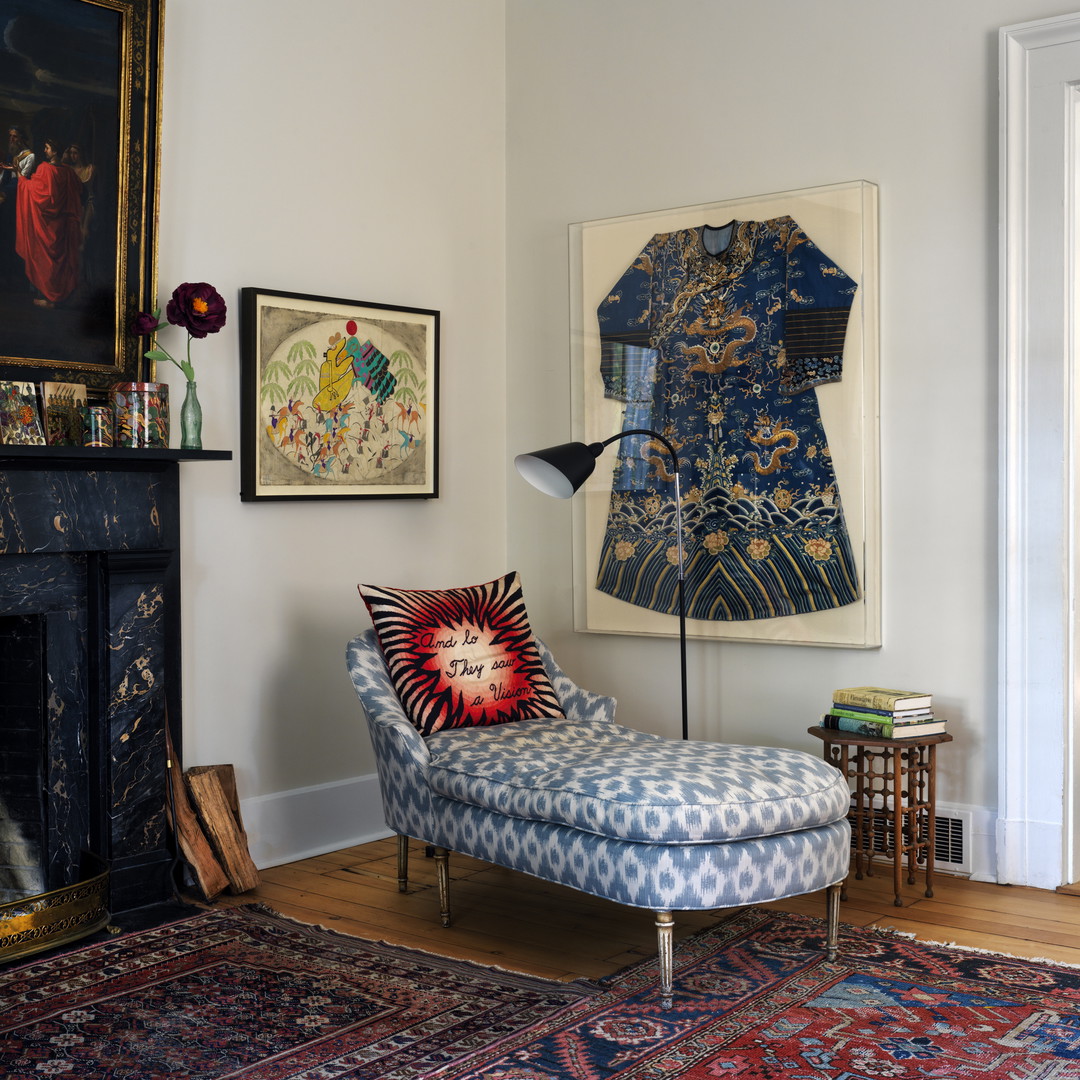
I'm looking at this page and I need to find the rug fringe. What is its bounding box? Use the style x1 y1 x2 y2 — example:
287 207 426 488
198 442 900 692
893 934 1080 969
759 906 1080 971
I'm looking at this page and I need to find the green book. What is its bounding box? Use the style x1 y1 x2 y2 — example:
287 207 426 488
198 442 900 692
821 714 947 738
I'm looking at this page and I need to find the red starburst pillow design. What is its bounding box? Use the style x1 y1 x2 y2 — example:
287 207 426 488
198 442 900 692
358 572 566 736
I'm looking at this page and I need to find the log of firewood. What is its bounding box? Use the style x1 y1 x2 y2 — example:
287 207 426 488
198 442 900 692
184 764 261 894
164 726 230 901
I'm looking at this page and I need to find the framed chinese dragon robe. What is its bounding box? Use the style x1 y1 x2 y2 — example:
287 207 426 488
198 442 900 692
571 181 879 648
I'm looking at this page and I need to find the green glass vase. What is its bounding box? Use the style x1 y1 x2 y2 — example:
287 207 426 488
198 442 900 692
180 380 202 450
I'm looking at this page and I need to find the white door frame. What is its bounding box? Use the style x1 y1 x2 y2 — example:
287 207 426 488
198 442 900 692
999 13 1080 889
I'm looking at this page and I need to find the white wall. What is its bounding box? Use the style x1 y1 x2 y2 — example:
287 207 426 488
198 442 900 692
156 0 1080 881
158 0 506 863
504 0 1080 882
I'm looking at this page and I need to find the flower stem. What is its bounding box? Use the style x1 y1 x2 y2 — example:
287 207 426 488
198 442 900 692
143 333 195 382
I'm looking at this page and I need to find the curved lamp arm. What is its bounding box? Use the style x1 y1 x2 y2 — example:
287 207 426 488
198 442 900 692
515 430 689 740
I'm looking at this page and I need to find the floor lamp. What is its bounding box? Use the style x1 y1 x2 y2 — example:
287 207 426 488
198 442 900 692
515 429 689 741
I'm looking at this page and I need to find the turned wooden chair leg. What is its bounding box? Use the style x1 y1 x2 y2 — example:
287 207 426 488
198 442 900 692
825 881 841 961
396 834 409 892
655 910 674 1009
433 846 452 927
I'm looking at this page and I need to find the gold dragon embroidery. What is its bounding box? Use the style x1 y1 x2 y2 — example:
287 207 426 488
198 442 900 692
640 428 684 483
746 412 798 475
681 298 758 375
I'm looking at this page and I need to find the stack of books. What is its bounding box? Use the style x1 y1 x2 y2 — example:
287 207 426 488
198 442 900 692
821 686 945 739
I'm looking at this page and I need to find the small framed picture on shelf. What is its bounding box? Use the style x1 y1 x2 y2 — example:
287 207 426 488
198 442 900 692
41 382 88 446
0 382 46 445
239 288 440 501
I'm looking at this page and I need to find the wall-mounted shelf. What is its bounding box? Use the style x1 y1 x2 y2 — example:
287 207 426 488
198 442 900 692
0 445 231 465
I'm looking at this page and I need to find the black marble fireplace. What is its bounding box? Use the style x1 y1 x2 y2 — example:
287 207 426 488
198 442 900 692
0 446 229 915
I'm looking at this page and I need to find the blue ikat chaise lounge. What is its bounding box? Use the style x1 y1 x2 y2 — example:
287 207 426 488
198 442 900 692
346 627 851 1007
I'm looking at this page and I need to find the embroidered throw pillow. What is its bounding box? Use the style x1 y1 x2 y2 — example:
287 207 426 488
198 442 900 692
358 572 566 736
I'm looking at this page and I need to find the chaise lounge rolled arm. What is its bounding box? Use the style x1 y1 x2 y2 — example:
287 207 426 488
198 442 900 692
347 630 615 842
346 628 849 1007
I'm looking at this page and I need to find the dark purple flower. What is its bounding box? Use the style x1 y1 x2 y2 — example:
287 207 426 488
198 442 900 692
166 282 227 339
130 311 161 336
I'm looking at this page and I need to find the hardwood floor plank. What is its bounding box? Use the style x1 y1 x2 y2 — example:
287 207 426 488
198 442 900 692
251 895 583 981
870 919 1080 967
248 872 680 978
204 842 1080 983
245 882 584 979
845 872 1080 916
874 898 1080 949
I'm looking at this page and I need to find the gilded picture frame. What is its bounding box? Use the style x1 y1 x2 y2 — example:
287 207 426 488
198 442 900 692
0 0 162 391
239 288 440 501
569 180 880 648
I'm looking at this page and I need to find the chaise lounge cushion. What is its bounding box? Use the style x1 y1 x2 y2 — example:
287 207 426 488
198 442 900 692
424 718 850 844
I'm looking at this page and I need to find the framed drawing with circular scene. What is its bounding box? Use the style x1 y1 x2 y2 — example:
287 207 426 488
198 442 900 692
240 287 439 501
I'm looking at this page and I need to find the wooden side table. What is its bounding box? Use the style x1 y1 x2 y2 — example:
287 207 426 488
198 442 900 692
808 727 953 907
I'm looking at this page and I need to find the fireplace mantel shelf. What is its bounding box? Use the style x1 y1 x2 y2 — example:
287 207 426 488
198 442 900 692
0 446 232 464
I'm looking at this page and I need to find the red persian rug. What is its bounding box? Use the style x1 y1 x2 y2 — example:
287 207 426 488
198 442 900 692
0 905 596 1079
432 907 1080 1080
6 904 1080 1079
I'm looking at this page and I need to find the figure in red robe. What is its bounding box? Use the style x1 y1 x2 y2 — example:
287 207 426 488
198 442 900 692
13 139 81 306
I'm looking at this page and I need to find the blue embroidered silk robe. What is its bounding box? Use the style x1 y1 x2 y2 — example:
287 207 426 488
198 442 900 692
596 216 860 621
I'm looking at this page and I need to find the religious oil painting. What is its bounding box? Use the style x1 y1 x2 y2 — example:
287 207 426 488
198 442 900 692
568 180 880 648
0 0 162 391
240 288 439 501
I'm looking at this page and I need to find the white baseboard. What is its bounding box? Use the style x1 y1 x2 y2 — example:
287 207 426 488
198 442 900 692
944 802 997 883
995 815 1064 890
240 773 392 870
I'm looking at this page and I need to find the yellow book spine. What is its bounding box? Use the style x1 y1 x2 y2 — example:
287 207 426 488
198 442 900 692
833 688 929 711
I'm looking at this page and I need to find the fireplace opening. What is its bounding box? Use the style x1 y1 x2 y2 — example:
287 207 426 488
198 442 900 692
0 610 111 964
0 614 47 905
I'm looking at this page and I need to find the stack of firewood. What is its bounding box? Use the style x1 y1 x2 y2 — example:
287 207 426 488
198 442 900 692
166 727 260 900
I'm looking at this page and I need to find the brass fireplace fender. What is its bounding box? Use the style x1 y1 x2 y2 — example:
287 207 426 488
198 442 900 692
0 854 110 964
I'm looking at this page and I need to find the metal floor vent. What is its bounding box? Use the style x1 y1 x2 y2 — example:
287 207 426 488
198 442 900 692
933 809 971 875
850 802 972 876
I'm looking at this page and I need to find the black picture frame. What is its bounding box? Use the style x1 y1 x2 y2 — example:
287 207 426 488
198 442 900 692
239 287 440 501
0 0 163 392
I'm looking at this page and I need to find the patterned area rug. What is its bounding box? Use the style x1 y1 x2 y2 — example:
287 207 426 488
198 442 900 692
0 905 596 1079
6 904 1080 1079
432 907 1080 1079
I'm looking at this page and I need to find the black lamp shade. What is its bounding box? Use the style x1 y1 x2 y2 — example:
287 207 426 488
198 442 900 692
514 441 604 499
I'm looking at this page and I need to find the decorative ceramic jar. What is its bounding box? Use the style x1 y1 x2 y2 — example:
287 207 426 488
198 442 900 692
111 382 169 448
